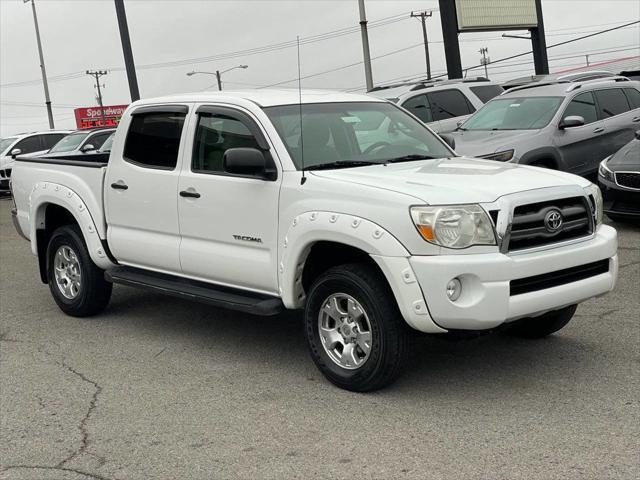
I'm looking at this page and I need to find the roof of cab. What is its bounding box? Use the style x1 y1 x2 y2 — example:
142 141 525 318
130 89 386 108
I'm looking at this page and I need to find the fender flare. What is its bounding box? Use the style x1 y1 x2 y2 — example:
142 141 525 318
518 147 565 170
29 182 116 271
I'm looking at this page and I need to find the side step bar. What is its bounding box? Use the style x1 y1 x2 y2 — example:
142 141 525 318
105 266 284 316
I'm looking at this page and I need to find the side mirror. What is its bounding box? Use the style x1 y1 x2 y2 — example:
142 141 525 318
81 144 96 153
10 148 21 159
224 147 276 180
559 115 585 129
438 133 456 150
635 130 640 140
456 120 464 127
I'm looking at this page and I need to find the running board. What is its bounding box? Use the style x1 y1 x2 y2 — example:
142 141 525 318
105 266 284 316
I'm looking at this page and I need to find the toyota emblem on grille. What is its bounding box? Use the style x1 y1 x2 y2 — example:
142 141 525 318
544 209 563 232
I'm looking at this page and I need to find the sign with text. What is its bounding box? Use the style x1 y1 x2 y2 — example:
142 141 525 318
455 0 538 31
74 104 128 129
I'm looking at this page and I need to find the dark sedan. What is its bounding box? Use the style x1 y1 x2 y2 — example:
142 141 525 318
598 130 640 222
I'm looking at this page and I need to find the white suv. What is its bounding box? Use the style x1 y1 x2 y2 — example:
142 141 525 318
368 77 503 133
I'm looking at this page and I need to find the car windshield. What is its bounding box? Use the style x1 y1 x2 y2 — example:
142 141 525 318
264 102 452 170
99 133 115 152
0 137 18 155
49 132 90 153
461 96 563 131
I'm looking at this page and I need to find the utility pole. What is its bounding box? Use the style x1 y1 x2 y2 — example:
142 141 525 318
357 0 374 92
86 70 108 126
410 11 433 80
585 54 590 66
24 0 54 129
215 70 222 91
114 0 140 101
479 47 490 79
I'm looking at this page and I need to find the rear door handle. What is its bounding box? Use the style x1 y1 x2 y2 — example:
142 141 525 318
110 181 128 190
593 127 604 133
179 189 201 199
632 116 640 122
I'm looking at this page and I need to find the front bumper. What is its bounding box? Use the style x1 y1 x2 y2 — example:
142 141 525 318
599 176 640 217
408 225 618 331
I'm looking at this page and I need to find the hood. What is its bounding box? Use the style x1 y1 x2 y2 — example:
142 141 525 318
608 139 640 171
449 129 540 156
310 157 590 204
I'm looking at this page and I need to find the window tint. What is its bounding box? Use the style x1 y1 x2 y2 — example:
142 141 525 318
88 132 113 149
402 94 433 123
41 134 66 149
564 92 598 124
13 135 42 154
192 113 260 173
124 111 186 169
623 88 640 109
595 89 631 118
427 89 474 121
470 85 504 103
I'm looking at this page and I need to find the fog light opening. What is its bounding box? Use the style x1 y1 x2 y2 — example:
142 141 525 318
446 278 462 302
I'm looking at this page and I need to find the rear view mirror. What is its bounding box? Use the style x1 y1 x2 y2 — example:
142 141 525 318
559 115 585 129
81 144 96 153
224 147 276 180
438 133 456 150
10 148 21 158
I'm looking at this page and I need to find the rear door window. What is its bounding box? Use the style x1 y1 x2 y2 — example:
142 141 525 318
623 88 640 109
594 88 631 118
402 94 433 123
124 109 187 169
470 85 504 103
426 89 475 121
88 132 113 149
13 135 42 154
41 133 66 150
563 92 598 124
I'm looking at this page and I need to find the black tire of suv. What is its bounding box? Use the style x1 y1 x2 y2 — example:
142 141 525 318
47 225 112 317
506 304 577 339
304 263 408 392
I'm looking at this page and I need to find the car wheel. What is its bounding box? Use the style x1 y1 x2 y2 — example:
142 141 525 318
304 263 408 392
47 225 112 317
506 305 577 338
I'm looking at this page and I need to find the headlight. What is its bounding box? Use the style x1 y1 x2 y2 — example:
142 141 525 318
410 204 496 248
480 149 515 162
584 183 603 226
598 157 614 182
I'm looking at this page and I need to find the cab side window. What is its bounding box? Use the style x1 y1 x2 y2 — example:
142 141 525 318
402 95 433 123
564 92 598 125
13 135 42 154
192 112 260 173
124 110 186 169
41 134 66 150
594 88 631 118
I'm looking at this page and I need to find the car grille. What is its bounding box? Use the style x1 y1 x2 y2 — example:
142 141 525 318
615 172 640 190
510 259 609 296
506 196 593 252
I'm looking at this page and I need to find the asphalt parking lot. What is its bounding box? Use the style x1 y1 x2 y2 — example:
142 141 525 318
0 198 638 480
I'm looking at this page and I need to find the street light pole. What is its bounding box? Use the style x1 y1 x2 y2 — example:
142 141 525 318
358 0 374 92
24 0 54 129
186 65 248 91
479 47 490 79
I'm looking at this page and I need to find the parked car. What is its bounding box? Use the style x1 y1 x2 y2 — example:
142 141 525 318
0 130 71 192
10 90 617 391
449 77 640 176
43 127 116 157
368 77 503 133
598 130 640 222
34 132 115 165
502 71 617 90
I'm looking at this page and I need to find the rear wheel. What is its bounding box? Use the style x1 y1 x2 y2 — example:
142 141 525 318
304 263 408 392
507 305 577 338
47 225 112 317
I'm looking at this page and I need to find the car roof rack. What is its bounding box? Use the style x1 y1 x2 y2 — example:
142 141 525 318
503 70 618 93
566 75 630 92
369 76 490 93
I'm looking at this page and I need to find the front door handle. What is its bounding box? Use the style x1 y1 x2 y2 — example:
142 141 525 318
632 116 640 122
110 181 128 190
593 127 604 133
179 189 201 199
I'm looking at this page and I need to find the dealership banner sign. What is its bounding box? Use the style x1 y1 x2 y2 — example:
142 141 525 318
74 104 128 129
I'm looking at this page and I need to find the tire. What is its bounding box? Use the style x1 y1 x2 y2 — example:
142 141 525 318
507 305 577 339
46 225 112 317
304 263 408 392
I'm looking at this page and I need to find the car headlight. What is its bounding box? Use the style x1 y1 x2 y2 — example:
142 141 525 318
584 183 603 226
480 149 515 162
598 157 614 182
410 204 496 248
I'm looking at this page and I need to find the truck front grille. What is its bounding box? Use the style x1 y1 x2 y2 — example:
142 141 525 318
507 196 592 252
615 172 640 190
510 259 609 296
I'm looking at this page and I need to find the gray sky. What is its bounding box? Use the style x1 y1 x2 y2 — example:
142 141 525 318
1 0 639 136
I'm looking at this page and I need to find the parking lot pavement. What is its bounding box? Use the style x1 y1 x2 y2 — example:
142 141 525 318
0 198 638 480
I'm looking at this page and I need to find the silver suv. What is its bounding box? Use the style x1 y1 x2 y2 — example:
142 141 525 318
368 77 504 133
449 77 640 176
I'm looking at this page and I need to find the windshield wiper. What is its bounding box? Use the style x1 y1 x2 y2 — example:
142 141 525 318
304 160 379 171
384 154 436 164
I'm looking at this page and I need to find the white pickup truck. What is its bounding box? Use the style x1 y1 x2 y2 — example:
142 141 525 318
10 90 618 391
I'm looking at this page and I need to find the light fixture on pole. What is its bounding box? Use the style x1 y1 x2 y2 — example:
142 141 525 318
186 65 248 91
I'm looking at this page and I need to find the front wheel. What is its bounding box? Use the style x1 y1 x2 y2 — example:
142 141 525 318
506 305 577 338
47 225 112 317
304 263 408 392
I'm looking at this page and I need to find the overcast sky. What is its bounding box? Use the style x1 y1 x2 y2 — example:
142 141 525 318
1 0 639 136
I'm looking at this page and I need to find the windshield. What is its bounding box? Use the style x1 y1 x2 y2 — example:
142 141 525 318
0 137 18 155
99 133 115 152
461 96 563 131
264 102 452 169
49 132 89 153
